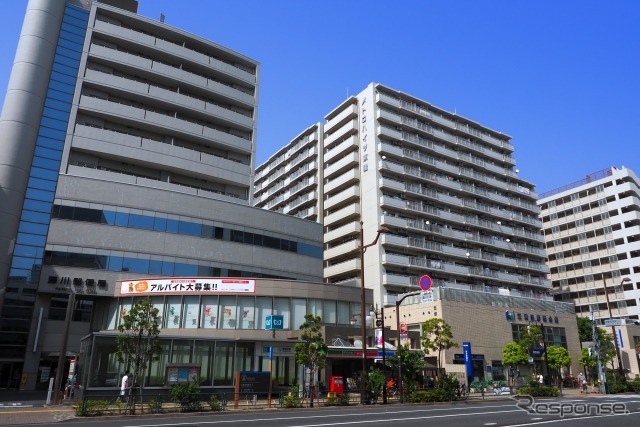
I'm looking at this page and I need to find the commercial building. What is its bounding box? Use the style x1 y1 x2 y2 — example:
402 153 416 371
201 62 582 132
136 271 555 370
256 82 582 380
0 0 325 390
538 166 640 376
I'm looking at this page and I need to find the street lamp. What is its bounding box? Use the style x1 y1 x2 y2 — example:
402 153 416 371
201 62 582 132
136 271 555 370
370 306 387 404
395 290 421 403
358 221 389 404
603 276 631 382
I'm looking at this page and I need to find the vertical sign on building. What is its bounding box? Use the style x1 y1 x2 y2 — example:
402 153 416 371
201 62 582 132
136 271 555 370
360 97 369 172
463 341 473 382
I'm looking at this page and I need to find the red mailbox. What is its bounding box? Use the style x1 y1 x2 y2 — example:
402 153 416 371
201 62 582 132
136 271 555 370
329 375 344 395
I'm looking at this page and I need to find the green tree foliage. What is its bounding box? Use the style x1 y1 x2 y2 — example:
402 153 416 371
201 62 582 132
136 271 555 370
576 316 593 343
546 346 572 385
294 314 328 408
516 324 542 353
578 347 596 382
502 342 529 368
365 368 386 403
388 345 425 396
420 318 458 372
116 297 161 414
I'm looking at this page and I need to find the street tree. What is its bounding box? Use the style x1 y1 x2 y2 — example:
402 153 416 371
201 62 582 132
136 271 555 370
420 318 458 373
116 297 161 414
502 342 529 386
578 347 596 382
546 345 572 385
294 314 328 408
387 345 425 396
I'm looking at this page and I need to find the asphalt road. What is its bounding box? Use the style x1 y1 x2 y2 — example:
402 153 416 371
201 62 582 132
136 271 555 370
1 393 639 426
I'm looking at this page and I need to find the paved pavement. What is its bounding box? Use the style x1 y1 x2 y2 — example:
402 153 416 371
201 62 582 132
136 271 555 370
0 389 75 425
0 386 598 426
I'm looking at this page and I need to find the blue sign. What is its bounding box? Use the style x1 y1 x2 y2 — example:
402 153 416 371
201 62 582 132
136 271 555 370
377 351 395 357
463 342 473 381
265 315 284 330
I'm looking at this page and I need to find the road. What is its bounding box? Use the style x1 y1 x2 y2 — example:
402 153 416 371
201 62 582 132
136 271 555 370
1 393 639 426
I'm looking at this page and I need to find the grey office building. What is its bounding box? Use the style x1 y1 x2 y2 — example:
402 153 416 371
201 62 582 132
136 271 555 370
0 0 322 390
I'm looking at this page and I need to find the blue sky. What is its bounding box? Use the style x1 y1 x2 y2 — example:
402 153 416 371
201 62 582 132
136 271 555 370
1 1 638 194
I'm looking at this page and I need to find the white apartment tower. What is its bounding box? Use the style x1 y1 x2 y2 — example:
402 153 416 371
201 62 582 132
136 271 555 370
538 167 640 321
256 83 552 308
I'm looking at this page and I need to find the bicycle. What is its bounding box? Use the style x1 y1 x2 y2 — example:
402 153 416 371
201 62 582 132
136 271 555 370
455 385 469 401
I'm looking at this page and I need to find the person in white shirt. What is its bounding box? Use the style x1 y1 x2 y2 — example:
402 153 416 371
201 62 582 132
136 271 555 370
120 372 130 398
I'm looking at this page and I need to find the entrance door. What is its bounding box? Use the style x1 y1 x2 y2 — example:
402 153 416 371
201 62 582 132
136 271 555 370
0 363 16 389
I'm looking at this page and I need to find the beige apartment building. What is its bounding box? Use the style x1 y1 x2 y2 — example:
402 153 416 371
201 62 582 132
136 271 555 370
255 82 582 381
538 166 640 377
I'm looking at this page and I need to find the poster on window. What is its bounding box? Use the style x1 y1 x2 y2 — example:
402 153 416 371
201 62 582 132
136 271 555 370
240 307 254 329
185 306 198 328
203 305 217 328
167 305 181 328
223 305 237 328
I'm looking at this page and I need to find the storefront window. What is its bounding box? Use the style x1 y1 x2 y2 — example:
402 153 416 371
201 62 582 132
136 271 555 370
274 298 290 329
147 341 170 386
292 298 306 330
255 297 272 330
238 296 255 329
307 299 323 320
201 295 218 329
183 295 200 328
118 298 133 326
171 340 192 364
106 299 118 329
89 337 120 387
234 342 254 372
166 296 182 329
323 300 336 325
219 296 237 329
194 341 214 386
213 342 234 386
337 301 350 326
151 296 165 328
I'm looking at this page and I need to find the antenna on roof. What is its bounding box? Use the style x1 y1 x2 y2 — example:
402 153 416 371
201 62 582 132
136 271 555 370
160 13 165 23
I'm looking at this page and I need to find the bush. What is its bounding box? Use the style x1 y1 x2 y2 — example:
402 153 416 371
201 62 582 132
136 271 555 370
607 382 631 394
628 378 640 393
516 386 560 397
337 392 350 405
209 394 223 411
170 379 203 412
435 373 461 400
146 397 163 413
411 388 449 403
73 399 110 416
282 385 303 408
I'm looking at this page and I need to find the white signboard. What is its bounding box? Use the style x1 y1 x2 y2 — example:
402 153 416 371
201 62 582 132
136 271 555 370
119 278 255 295
421 291 433 303
604 319 622 326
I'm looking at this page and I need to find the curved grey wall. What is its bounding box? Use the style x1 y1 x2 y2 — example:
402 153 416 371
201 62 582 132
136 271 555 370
0 0 66 294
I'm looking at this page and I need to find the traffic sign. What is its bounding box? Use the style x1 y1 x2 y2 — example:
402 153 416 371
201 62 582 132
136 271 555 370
399 322 408 334
604 319 622 326
419 275 432 291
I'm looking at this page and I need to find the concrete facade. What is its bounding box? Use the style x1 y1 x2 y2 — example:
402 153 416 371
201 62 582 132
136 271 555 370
538 166 640 376
0 0 323 391
256 82 582 381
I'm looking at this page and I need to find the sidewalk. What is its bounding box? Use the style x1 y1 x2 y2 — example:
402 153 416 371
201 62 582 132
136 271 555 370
0 389 75 425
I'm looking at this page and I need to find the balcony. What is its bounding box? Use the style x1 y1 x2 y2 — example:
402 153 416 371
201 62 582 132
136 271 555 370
324 258 360 278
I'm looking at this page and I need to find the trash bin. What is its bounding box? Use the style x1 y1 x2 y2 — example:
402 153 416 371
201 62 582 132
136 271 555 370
329 376 344 395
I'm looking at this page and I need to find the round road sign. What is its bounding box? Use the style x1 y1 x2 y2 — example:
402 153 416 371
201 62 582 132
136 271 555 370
419 275 432 291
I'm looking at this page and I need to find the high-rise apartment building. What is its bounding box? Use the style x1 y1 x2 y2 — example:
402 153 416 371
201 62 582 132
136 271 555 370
257 83 551 306
256 83 582 378
0 0 323 390
538 167 640 374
